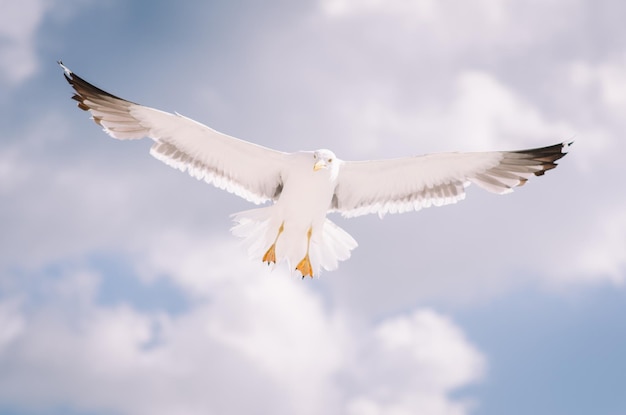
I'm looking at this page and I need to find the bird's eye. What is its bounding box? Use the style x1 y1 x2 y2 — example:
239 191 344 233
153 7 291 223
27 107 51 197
314 153 318 159
328 158 333 163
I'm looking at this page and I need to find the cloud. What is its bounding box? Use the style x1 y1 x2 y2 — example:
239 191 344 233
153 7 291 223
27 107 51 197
320 0 506 30
0 108 239 272
0 0 46 83
319 0 579 52
346 310 484 415
0 299 24 354
0 239 484 415
332 71 577 158
570 57 626 116
322 0 441 19
0 0 98 85
555 208 626 284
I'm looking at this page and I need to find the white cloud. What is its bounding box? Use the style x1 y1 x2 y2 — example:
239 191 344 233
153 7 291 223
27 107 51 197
335 71 576 158
0 242 485 415
554 208 626 284
322 0 440 20
321 0 505 27
0 299 24 354
0 0 53 84
444 72 569 148
374 310 484 390
570 58 626 116
345 310 484 415
0 0 99 85
319 0 578 51
0 110 238 272
0 147 27 193
131 233 486 414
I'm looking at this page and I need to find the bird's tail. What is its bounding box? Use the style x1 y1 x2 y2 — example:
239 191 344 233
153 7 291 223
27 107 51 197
230 207 358 276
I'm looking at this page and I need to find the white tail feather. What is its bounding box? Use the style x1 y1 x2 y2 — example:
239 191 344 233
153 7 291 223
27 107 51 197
231 207 358 276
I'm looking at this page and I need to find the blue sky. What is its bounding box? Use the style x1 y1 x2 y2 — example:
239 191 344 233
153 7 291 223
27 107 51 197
1 0 625 414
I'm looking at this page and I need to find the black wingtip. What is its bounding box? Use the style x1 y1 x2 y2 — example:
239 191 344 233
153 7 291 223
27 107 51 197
58 62 135 107
507 140 573 178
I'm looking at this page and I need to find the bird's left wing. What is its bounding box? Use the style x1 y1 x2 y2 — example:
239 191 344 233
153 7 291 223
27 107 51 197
60 62 286 204
333 142 571 218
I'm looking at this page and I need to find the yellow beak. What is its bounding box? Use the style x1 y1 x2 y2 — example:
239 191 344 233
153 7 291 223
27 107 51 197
313 160 326 171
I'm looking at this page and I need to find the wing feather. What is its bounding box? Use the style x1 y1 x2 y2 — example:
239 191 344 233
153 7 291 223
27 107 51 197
60 62 285 204
333 142 571 218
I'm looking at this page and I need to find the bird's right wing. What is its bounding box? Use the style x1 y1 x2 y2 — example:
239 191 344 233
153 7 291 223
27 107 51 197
333 142 571 218
60 62 286 204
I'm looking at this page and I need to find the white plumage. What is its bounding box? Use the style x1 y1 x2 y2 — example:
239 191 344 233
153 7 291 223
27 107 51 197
60 62 571 277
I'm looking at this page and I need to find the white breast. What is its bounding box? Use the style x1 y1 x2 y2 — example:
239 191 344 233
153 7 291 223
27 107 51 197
275 152 337 229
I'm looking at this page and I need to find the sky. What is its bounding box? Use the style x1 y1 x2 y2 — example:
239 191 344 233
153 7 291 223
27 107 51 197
1 0 625 414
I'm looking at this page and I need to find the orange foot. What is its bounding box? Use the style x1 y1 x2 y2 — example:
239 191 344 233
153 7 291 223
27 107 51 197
263 222 285 265
262 243 277 264
296 254 313 278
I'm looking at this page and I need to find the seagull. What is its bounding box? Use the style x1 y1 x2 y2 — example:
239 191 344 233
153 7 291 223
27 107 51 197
59 62 571 278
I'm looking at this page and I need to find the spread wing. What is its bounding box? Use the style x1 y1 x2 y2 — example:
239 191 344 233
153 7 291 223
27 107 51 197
60 62 286 204
333 142 571 218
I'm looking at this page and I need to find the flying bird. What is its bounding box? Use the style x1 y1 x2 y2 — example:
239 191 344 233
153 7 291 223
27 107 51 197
59 62 571 278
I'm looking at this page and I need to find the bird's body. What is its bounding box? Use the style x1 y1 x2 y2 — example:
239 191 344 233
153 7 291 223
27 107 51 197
232 150 357 275
60 62 571 277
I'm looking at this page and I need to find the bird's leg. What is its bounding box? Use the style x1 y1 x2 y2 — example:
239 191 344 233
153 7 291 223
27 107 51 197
296 226 314 278
262 222 284 265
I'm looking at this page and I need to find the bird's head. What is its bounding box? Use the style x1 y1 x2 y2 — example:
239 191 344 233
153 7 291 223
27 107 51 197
313 149 337 172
